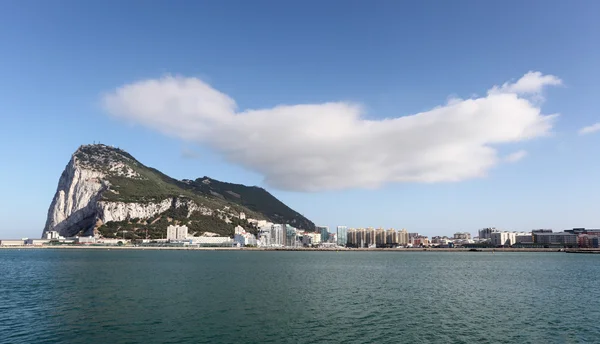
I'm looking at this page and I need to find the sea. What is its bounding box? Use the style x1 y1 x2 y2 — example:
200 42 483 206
1 249 598 344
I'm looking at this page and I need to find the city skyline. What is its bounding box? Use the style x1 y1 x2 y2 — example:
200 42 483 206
1 1 600 238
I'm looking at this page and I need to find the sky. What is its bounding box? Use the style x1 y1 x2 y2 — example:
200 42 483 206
1 0 599 239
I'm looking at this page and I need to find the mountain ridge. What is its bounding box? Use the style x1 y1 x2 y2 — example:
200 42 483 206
42 144 315 239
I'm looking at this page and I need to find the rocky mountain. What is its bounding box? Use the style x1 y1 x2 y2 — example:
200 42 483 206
42 144 315 239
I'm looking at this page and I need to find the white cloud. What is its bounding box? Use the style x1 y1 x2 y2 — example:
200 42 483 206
578 122 600 136
103 72 560 192
488 71 562 95
504 150 528 163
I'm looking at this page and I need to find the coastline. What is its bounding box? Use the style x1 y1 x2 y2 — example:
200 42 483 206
2 246 600 253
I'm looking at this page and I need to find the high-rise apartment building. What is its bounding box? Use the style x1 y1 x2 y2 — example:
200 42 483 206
398 229 409 245
337 226 348 246
317 226 329 242
166 225 188 241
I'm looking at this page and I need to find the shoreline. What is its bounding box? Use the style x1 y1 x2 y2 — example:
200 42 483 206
1 246 599 253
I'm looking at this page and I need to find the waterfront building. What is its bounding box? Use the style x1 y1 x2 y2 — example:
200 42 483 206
285 224 298 247
453 232 472 240
97 238 128 245
346 229 356 247
257 225 272 246
478 228 499 240
565 228 600 236
25 239 51 246
385 229 398 246
365 228 377 247
0 239 24 246
337 226 348 246
398 229 409 246
375 228 386 247
189 236 233 246
316 226 329 242
533 232 577 246
77 237 96 244
578 235 596 248
491 232 517 246
301 232 321 246
167 225 188 241
515 233 533 244
271 224 284 246
234 233 257 247
43 231 62 240
348 228 364 248
328 232 337 244
411 236 429 247
431 236 452 246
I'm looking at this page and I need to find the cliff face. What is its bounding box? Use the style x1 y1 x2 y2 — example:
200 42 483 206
43 157 108 237
42 144 315 239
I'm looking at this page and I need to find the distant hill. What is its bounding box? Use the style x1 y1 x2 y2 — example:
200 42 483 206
42 144 315 239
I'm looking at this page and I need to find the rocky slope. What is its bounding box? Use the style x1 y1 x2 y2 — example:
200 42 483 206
42 144 315 238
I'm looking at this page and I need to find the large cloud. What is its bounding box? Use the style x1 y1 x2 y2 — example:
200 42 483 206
103 71 560 191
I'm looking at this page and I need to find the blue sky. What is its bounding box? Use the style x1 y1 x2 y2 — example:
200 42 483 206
1 0 599 239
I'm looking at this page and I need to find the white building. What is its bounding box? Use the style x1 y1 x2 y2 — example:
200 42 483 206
0 239 24 246
234 225 245 235
189 236 233 246
328 233 337 244
97 238 128 245
25 239 51 246
491 232 517 246
479 228 499 240
302 232 321 246
77 237 96 244
167 225 188 241
43 231 62 240
271 224 285 247
234 233 257 247
515 233 533 244
453 232 472 240
257 226 272 247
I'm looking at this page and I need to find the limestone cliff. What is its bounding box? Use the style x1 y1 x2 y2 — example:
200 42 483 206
42 144 315 238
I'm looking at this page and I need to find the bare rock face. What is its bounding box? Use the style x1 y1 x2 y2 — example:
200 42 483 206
42 156 108 237
41 145 180 237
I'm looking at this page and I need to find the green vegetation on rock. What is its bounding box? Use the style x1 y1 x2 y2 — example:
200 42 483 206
76 144 315 238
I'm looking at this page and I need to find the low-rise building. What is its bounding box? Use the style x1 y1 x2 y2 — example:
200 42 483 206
25 239 51 246
97 238 128 245
189 236 233 246
43 231 62 240
0 239 24 246
533 232 577 246
328 232 337 244
515 233 533 244
77 237 96 244
577 234 600 248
